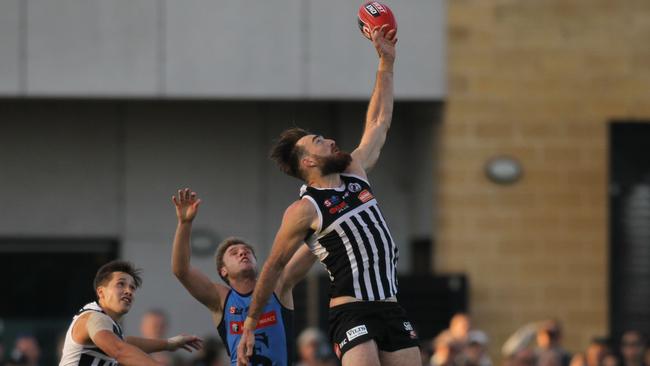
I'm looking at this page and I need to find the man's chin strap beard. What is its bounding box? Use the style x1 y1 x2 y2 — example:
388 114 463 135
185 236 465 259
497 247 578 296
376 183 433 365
320 152 352 176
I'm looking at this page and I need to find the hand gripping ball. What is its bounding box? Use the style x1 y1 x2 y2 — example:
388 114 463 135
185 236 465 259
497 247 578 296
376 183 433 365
357 2 397 40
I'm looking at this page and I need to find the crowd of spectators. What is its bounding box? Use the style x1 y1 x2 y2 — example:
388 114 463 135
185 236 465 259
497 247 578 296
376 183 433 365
0 311 648 366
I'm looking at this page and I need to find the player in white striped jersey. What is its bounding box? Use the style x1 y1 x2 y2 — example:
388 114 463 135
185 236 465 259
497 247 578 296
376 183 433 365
59 260 202 366
238 25 420 366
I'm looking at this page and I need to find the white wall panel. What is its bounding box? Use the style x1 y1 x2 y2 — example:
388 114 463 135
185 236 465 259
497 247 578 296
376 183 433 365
307 0 446 99
0 0 21 94
0 102 121 235
164 0 303 97
26 0 159 96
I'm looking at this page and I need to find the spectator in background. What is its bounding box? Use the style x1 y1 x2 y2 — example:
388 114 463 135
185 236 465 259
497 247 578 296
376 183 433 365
462 330 491 366
569 353 586 366
191 337 224 366
586 337 610 366
620 331 646 366
536 320 571 366
602 353 621 366
296 328 337 366
11 335 40 366
430 332 460 366
140 309 173 366
444 314 471 346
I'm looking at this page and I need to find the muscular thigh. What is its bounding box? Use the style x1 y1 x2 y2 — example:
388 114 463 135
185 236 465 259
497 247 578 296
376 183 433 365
342 339 381 366
379 346 421 366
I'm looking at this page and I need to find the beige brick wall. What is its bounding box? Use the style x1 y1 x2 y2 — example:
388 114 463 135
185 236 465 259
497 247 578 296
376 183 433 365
437 0 650 360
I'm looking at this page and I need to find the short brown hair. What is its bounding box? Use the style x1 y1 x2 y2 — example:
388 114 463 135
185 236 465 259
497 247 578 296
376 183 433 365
94 260 142 296
270 128 310 180
214 237 256 284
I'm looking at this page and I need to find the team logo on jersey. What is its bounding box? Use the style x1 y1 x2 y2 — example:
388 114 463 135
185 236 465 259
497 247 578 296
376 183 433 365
229 306 243 315
348 183 362 192
230 322 240 334
346 325 368 341
358 190 374 203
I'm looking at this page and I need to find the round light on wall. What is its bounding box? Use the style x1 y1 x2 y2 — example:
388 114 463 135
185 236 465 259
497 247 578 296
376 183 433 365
190 228 221 257
485 156 523 185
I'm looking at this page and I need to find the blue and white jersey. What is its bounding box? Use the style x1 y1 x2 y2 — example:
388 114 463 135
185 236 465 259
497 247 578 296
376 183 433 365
217 290 293 366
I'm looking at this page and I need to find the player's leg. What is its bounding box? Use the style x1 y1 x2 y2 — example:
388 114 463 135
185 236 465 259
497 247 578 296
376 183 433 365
342 339 381 366
379 346 421 366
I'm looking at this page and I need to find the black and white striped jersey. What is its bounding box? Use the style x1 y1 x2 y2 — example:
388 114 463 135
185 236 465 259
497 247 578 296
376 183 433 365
59 302 124 366
300 173 399 301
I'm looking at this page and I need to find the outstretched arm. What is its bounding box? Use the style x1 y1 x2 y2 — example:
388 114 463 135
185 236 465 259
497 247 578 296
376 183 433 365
171 189 227 313
236 199 317 366
125 335 202 354
350 25 398 175
275 243 318 307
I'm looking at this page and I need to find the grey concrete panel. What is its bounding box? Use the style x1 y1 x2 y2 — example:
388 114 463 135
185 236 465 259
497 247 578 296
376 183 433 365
0 101 121 236
307 0 446 99
26 0 159 96
165 0 303 97
0 0 21 93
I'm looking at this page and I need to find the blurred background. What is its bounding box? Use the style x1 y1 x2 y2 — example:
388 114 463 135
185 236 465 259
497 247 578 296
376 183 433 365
0 1 649 366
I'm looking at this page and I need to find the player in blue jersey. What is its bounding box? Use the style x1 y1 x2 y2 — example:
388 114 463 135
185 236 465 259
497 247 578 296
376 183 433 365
171 188 317 366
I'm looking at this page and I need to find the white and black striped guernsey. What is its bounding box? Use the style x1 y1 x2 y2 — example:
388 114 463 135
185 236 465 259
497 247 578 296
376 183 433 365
59 302 124 366
301 173 399 301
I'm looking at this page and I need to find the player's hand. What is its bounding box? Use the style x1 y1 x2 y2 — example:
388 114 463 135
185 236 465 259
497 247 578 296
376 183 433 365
172 188 201 223
236 328 255 366
371 24 397 63
166 334 203 352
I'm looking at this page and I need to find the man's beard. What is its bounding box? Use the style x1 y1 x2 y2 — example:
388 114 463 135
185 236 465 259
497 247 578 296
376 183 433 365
319 151 352 176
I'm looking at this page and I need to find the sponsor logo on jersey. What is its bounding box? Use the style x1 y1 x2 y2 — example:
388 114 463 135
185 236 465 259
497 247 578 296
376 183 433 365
329 201 349 214
348 182 362 192
229 306 243 315
346 325 368 341
324 195 340 208
229 311 278 334
358 190 374 203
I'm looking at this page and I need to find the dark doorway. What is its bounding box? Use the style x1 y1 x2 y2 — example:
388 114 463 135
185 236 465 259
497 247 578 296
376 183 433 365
0 238 118 365
609 122 650 340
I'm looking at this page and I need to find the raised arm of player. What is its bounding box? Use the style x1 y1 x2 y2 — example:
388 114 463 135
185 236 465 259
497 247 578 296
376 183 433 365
350 25 398 176
171 188 229 313
275 243 318 308
236 199 318 366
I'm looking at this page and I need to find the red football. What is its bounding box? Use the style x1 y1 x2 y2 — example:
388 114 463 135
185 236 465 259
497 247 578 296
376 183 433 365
357 2 397 40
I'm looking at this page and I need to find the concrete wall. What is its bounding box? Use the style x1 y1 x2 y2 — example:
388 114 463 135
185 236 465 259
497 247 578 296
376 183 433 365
0 0 446 99
0 99 437 338
437 0 650 360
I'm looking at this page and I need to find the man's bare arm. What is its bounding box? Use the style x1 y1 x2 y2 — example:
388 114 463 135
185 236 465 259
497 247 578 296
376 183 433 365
126 335 202 354
171 189 227 313
236 199 316 365
351 25 398 174
275 244 318 307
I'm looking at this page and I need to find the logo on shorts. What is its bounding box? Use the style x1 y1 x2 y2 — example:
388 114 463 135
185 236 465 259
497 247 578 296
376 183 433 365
348 183 362 192
339 338 348 349
346 325 368 341
403 322 413 331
